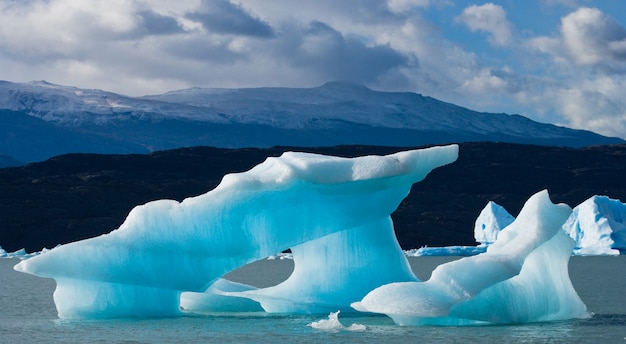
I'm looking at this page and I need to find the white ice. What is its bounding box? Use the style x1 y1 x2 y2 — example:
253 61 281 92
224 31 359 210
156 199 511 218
308 311 366 331
404 246 486 257
14 145 458 319
0 247 35 259
474 201 515 245
477 196 625 256
562 195 626 256
352 190 590 325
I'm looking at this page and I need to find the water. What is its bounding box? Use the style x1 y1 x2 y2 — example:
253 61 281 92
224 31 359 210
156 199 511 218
1 256 625 343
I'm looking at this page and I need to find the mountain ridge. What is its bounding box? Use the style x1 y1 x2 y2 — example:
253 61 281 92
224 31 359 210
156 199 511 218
1 80 623 163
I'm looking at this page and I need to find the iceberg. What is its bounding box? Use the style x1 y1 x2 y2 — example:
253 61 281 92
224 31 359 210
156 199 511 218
404 245 486 257
14 145 458 319
476 196 626 256
0 247 35 259
352 191 590 325
474 201 515 245
562 195 626 256
308 311 366 332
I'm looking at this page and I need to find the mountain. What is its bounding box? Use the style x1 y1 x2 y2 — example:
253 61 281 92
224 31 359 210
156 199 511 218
0 153 21 168
1 142 624 253
1 80 623 163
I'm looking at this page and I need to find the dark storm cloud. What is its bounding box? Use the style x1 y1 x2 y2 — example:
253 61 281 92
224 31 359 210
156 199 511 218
136 10 185 36
290 21 409 84
186 0 274 38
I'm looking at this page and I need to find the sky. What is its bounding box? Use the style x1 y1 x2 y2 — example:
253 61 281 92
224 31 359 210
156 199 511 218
1 0 626 139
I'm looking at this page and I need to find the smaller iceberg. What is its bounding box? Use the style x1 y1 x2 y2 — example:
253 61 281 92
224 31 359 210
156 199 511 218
308 311 366 332
474 201 515 245
562 195 626 256
472 196 626 256
404 200 514 257
404 246 486 257
0 247 36 259
352 190 590 325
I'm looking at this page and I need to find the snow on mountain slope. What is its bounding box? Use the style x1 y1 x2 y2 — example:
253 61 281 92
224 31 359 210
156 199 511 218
0 80 609 136
141 81 561 134
1 80 624 164
0 80 226 125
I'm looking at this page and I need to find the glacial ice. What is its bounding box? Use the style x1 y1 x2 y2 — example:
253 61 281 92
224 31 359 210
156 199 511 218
478 196 626 256
181 219 417 314
474 201 515 245
352 191 590 325
562 195 626 256
308 311 366 331
14 145 457 319
12 145 591 325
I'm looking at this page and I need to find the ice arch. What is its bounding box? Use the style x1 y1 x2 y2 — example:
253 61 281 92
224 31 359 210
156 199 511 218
15 145 458 319
183 217 418 314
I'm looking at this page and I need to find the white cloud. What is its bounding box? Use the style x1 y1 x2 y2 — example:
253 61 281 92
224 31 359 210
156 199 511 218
0 0 625 139
560 7 626 66
555 77 626 138
387 0 430 14
461 68 507 94
455 3 513 46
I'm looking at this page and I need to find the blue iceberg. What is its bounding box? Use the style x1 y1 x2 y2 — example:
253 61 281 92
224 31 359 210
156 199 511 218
562 195 626 256
14 145 590 325
478 196 626 256
15 145 456 319
352 190 590 325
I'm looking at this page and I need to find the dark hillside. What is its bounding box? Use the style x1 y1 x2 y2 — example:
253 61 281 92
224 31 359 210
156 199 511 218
1 142 624 252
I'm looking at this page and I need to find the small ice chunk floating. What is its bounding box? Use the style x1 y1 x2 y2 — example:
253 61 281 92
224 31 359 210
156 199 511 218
14 144 590 325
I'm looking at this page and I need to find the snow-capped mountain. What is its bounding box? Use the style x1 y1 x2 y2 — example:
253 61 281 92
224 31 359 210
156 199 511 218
1 80 623 164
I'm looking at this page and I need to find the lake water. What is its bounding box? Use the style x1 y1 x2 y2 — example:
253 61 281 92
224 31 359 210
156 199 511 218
1 256 625 343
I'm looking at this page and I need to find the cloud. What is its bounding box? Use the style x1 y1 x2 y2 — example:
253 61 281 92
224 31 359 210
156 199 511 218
135 10 185 36
290 21 408 83
556 77 626 138
560 7 626 66
521 7 626 138
455 3 513 46
186 0 274 38
0 1 624 139
387 0 430 14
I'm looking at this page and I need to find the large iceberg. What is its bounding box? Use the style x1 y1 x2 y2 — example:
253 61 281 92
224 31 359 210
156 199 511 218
13 145 590 325
562 195 626 256
15 145 457 319
352 190 590 325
